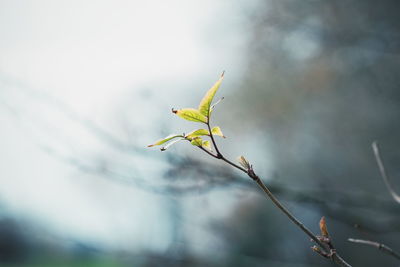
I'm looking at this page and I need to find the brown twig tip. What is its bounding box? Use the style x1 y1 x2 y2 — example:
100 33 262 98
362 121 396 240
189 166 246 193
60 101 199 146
319 216 329 237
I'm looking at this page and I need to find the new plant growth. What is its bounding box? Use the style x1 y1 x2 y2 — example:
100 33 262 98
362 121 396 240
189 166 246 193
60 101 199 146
148 72 351 266
148 72 226 153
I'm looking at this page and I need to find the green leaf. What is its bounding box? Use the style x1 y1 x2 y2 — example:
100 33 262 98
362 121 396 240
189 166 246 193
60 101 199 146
190 137 203 146
211 126 225 138
172 108 207 123
185 129 210 139
202 140 211 150
148 134 184 147
160 138 184 151
198 72 224 117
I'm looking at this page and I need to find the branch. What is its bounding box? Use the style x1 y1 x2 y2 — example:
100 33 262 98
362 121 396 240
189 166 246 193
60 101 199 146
198 145 219 159
372 141 400 204
206 122 223 158
311 217 351 266
200 122 352 266
348 238 400 261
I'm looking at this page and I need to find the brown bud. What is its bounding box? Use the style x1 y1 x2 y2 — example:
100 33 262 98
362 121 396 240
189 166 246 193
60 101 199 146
319 216 329 237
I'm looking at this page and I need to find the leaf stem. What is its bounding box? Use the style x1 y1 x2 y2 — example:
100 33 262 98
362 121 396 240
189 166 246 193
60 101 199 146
198 146 219 159
206 122 222 158
220 157 247 173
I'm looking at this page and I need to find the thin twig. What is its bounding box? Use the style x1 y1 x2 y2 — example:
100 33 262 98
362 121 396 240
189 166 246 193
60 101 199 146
206 121 222 158
348 238 400 261
198 146 219 159
372 141 400 204
221 157 247 173
254 177 326 248
200 120 352 267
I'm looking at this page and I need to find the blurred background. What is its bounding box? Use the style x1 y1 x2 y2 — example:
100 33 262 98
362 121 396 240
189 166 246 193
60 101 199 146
1 0 400 266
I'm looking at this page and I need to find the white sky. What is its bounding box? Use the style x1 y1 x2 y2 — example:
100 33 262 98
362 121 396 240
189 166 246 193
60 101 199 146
0 0 259 254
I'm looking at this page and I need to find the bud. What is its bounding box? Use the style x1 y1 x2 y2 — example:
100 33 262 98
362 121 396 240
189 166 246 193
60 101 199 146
319 216 329 237
237 156 250 170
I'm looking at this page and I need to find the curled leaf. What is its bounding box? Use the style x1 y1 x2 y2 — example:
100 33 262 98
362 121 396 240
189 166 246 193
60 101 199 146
185 129 210 139
238 156 250 170
198 72 224 117
172 108 207 123
202 140 211 150
190 137 203 147
160 138 184 151
210 97 224 115
211 126 225 138
148 134 184 147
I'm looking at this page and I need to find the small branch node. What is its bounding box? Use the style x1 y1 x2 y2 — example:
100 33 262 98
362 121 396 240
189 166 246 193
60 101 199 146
312 246 329 258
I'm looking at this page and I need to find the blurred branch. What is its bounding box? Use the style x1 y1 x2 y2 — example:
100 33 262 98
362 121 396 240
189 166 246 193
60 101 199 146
35 131 400 235
0 72 151 156
41 141 246 196
2 73 398 244
274 186 400 215
43 137 400 233
343 142 400 263
372 141 400 204
319 205 400 235
348 238 400 261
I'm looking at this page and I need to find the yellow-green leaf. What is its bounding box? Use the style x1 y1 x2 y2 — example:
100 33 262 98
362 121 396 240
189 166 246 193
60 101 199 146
190 137 203 146
148 134 184 147
198 72 224 117
185 129 210 139
211 126 225 138
172 108 207 123
202 140 211 150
